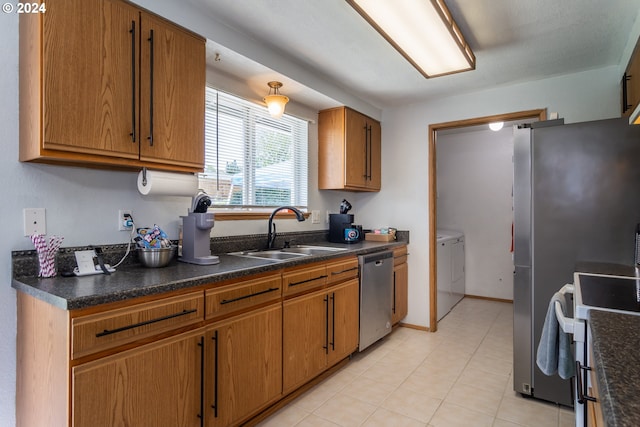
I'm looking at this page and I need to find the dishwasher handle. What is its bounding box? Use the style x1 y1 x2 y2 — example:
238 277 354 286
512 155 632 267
359 250 393 264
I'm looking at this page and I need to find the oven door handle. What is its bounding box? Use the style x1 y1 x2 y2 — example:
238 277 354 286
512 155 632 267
554 283 585 342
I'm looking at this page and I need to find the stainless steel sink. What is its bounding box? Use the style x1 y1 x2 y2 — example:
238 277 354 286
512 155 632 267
281 245 347 255
228 245 346 262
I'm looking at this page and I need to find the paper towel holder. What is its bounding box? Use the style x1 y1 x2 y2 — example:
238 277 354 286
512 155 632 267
137 168 199 197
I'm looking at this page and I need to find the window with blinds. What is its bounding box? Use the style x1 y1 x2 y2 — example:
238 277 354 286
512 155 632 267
199 87 308 210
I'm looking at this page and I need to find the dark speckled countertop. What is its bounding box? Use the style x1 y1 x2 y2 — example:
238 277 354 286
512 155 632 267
12 238 407 310
589 310 640 427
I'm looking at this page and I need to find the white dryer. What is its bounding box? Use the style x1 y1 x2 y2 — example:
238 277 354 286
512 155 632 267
436 230 466 320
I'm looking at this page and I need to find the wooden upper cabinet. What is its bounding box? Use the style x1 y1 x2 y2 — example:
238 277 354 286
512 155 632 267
43 0 139 159
19 0 205 172
318 106 381 192
139 12 205 169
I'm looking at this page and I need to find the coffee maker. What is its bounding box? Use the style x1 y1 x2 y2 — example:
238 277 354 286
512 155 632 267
179 191 220 265
328 199 363 243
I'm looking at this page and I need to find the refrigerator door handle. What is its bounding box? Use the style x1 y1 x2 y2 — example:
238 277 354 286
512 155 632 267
554 284 585 342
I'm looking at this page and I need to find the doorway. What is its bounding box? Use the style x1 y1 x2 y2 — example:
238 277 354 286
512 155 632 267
428 109 546 331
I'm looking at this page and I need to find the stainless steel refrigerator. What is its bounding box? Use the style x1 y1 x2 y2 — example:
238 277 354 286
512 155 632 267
513 117 640 406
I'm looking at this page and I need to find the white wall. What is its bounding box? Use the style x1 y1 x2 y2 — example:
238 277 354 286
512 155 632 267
0 6 356 426
0 11 19 427
355 66 622 329
436 127 516 300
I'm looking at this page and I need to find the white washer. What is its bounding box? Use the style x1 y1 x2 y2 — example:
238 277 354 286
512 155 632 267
436 230 465 320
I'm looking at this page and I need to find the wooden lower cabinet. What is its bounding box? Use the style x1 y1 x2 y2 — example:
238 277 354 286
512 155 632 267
18 257 365 427
206 304 282 427
392 246 409 325
73 329 204 427
282 279 359 393
587 348 604 427
72 303 282 427
392 262 409 325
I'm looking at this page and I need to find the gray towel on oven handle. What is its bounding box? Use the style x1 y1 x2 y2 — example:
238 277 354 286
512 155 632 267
536 291 576 379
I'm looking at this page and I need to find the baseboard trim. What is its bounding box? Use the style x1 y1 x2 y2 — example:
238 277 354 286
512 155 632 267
397 322 430 332
464 294 513 304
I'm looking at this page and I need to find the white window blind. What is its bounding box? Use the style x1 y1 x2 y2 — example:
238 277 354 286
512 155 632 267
199 87 308 209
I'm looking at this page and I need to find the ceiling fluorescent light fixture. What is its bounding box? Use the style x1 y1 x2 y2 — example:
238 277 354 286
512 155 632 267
347 0 475 78
263 81 289 119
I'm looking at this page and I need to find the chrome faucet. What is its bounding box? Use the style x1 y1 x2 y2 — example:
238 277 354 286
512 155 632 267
267 206 305 249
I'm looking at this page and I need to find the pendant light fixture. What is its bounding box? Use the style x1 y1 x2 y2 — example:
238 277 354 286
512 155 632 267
263 81 289 119
346 0 475 78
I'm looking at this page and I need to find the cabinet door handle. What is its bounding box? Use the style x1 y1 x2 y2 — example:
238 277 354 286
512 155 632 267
197 336 204 427
147 29 154 146
623 73 632 111
95 308 197 337
323 295 329 354
289 275 327 287
330 292 335 351
330 267 358 275
129 20 137 143
575 361 597 404
363 124 369 179
211 330 219 418
220 287 279 305
367 124 372 180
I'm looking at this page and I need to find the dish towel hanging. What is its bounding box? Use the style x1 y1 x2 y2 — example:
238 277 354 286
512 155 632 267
536 292 575 379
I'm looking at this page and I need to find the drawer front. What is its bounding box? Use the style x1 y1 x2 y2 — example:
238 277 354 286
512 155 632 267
394 246 408 266
206 274 282 320
72 291 204 359
326 257 359 285
283 264 328 296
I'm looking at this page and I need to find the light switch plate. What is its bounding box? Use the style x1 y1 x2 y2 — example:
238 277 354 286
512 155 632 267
23 208 46 236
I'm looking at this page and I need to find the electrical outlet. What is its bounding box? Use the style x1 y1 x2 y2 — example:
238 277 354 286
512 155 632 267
118 210 133 231
23 208 46 236
311 210 320 224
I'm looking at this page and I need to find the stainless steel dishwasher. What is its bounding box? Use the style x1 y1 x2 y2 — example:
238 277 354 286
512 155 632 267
358 250 394 351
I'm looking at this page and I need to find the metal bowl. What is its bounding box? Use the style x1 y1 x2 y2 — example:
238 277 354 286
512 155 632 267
137 246 176 268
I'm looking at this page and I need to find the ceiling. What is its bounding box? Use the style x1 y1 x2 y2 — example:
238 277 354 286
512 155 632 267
183 0 640 111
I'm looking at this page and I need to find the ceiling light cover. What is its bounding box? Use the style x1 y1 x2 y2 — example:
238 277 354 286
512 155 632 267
263 81 289 119
347 0 475 78
489 122 504 131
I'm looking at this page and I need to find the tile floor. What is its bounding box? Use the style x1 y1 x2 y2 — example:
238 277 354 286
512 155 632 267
258 298 575 427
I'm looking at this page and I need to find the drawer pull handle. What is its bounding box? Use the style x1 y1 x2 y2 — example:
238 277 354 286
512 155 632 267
330 267 358 275
289 275 328 287
220 287 279 305
95 308 198 337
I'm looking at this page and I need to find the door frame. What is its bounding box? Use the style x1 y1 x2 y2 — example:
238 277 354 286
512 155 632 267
428 109 546 331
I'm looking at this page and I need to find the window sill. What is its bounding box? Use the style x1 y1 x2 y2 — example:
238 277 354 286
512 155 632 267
211 211 311 221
